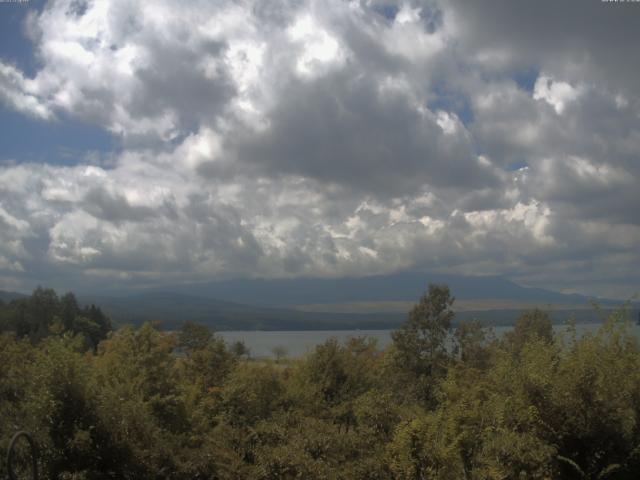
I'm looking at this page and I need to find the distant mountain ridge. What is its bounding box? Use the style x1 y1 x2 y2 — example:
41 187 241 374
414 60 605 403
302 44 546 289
78 291 404 331
154 272 602 306
0 290 27 303
75 290 627 331
3 273 633 331
78 272 627 330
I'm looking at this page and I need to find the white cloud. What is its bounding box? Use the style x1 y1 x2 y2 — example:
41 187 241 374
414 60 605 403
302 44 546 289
435 110 458 134
0 62 52 120
0 0 638 297
0 256 24 273
288 14 346 78
533 74 583 114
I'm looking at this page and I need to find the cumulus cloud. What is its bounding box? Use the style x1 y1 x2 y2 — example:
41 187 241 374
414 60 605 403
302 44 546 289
0 0 638 297
445 0 640 94
533 75 583 115
0 62 52 120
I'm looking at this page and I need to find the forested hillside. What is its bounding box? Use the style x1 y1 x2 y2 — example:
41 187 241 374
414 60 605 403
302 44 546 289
0 287 111 348
2 286 640 479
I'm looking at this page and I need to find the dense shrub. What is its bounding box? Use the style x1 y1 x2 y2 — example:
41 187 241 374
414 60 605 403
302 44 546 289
2 286 639 479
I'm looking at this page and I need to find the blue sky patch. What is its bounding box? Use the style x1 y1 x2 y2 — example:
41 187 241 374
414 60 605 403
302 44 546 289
0 106 117 166
0 0 46 77
372 4 398 21
427 87 474 126
505 160 529 171
512 68 539 93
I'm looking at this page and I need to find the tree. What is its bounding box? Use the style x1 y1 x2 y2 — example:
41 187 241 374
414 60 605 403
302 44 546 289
0 299 8 333
176 321 237 405
272 345 288 363
221 363 284 426
230 340 250 359
453 319 492 368
178 321 212 352
10 287 59 341
391 284 454 400
504 309 553 354
80 304 112 347
302 337 379 408
0 289 111 349
59 292 80 331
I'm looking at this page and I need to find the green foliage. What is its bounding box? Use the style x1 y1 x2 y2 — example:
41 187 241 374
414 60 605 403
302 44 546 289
453 318 493 368
178 321 213 351
2 287 640 479
0 287 111 349
392 284 455 376
271 345 288 363
230 340 250 359
504 308 554 354
221 363 284 426
178 324 237 405
391 284 455 405
302 337 379 406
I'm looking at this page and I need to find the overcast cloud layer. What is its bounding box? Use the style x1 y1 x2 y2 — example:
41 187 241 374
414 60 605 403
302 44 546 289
0 0 639 298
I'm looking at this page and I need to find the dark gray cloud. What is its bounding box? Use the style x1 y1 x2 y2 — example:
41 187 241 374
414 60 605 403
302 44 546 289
83 186 157 223
229 71 499 196
445 0 640 94
0 0 638 297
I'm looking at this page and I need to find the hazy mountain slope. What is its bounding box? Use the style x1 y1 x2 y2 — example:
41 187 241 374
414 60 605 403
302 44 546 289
6 272 629 331
0 290 28 302
77 291 630 332
79 292 405 331
159 272 596 306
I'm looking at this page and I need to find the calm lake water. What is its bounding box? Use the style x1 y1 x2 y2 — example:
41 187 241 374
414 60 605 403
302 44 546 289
220 322 640 359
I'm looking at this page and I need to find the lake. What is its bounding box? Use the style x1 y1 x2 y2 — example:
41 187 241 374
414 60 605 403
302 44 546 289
219 322 640 359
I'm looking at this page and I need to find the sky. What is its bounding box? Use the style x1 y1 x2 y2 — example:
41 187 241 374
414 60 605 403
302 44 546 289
0 0 639 298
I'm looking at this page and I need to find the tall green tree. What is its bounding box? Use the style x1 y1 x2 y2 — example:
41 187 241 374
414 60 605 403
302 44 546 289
391 284 454 405
504 308 553 354
453 319 492 368
178 321 212 351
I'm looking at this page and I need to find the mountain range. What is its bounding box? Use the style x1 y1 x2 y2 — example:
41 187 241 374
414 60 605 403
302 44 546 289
2 272 635 330
152 272 596 306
